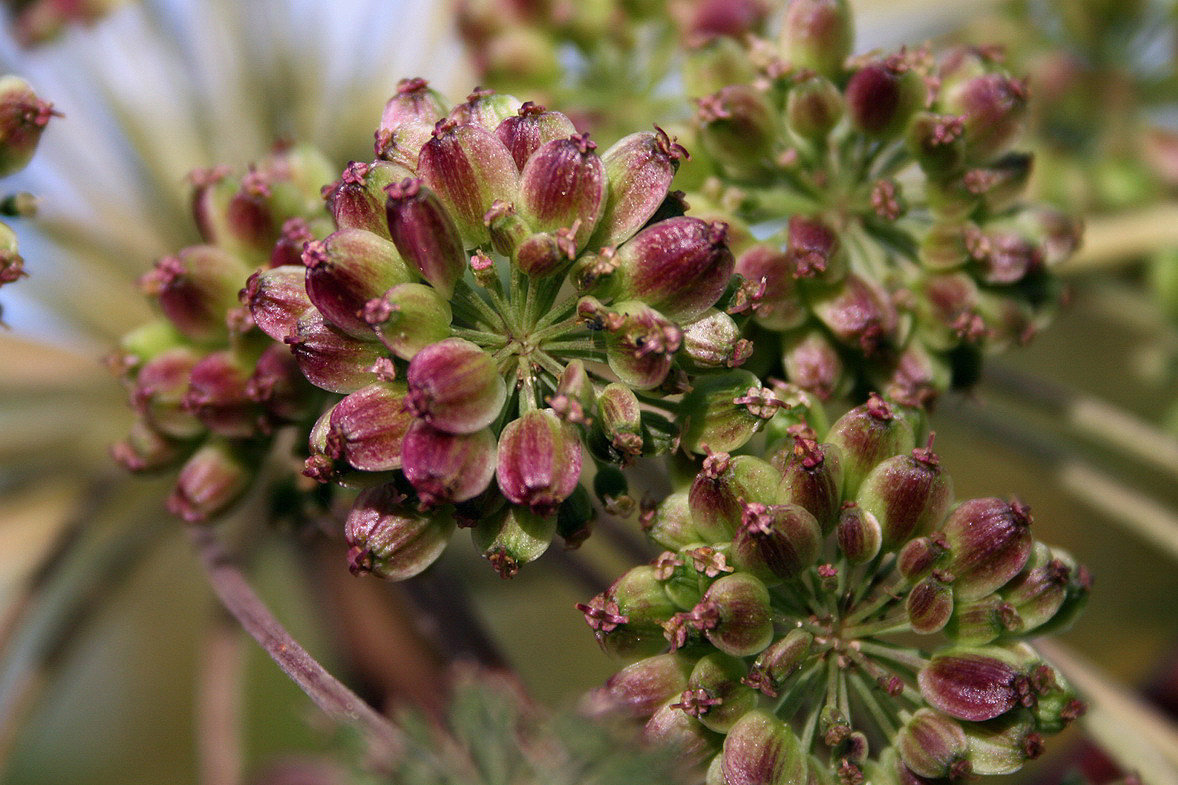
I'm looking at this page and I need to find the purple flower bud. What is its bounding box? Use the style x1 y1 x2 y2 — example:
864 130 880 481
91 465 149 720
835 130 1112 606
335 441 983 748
786 74 844 140
998 544 1071 634
689 452 780 542
592 382 644 465
897 710 970 780
940 73 1028 164
418 119 519 247
730 501 823 583
591 127 686 248
776 438 845 534
856 439 955 549
781 0 853 78
846 59 927 138
245 344 315 422
303 229 413 338
644 491 703 551
401 421 497 506
446 87 521 132
681 309 752 369
906 573 955 634
679 0 770 41
472 504 557 577
324 160 411 239
788 216 845 281
918 647 1025 722
496 409 582 516
681 371 782 454
836 502 883 564
0 76 54 176
735 245 806 331
364 282 453 361
111 420 187 474
376 77 448 170
613 217 734 323
643 702 721 767
782 328 847 401
585 653 695 719
1031 548 1091 636
243 265 313 342
326 382 414 472
942 498 1033 601
722 709 806 785
810 273 898 355
897 535 950 581
826 393 917 495
140 246 251 342
600 300 682 390
168 439 254 523
183 350 263 438
696 85 777 181
744 629 813 698
405 337 505 434
519 133 607 253
286 310 386 394
130 347 203 438
683 652 760 733
495 102 578 171
345 483 454 580
384 178 467 298
696 572 773 657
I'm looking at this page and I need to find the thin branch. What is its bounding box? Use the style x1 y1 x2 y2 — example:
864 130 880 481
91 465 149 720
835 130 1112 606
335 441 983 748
197 609 245 785
1064 202 1178 273
187 526 403 759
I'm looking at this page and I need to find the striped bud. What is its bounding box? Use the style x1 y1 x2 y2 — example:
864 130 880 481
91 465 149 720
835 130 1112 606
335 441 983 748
942 498 1033 601
846 60 926 138
857 441 954 550
685 652 760 733
786 75 844 139
401 422 497 506
682 308 752 370
645 491 703 551
601 300 682 390
744 629 814 698
835 503 882 564
303 229 413 338
385 178 467 298
776 438 845 534
736 244 806 331
447 87 521 132
722 709 807 785
365 282 453 361
327 382 414 472
906 573 955 634
681 371 780 454
826 394 917 495
918 647 1026 722
782 328 846 401
183 350 262 438
781 0 853 78
142 246 250 343
325 160 411 238
731 502 823 583
286 310 385 394
520 132 607 251
585 653 694 719
689 452 780 542
592 127 686 247
405 338 505 434
497 409 582 516
345 483 454 580
495 102 578 170
377 77 448 170
243 265 312 342
696 572 774 657
472 504 557 577
897 710 970 780
168 439 254 523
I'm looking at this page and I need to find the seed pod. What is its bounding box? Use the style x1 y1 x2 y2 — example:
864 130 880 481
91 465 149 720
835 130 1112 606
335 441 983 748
744 629 814 698
183 350 262 438
684 652 760 734
942 498 1033 601
142 246 251 343
846 60 926 139
303 229 413 338
497 409 582 516
961 709 1039 776
243 265 313 342
731 502 823 584
776 438 845 534
645 491 703 551
722 709 807 785
286 310 385 394
401 422 497 506
643 701 721 767
697 84 777 181
810 273 898 355
945 594 1017 646
681 309 752 370
601 300 682 390
918 647 1025 722
680 371 779 454
696 572 773 657
447 87 521 132
781 0 853 78
782 328 847 401
836 503 882 564
519 132 607 251
786 74 844 140
384 178 467 298
856 442 954 550
592 382 645 465
736 244 806 331
906 573 955 634
327 382 414 472
130 347 203 439
418 119 519 247
377 78 449 170
939 73 1027 164
826 394 917 495
896 710 970 780
788 216 845 281
365 282 453 361
472 504 557 577
495 102 578 171
689 452 780 542
584 652 695 719
325 160 411 238
613 217 734 323
345 483 454 580
168 439 254 523
592 127 686 248
405 338 505 434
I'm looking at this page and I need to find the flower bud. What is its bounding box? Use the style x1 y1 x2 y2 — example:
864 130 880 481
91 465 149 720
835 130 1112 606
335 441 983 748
1032 665 1084 734
384 178 467 298
689 452 780 542
781 0 853 78
906 113 967 178
736 245 806 331
447 87 521 132
682 36 760 97
168 439 254 523
286 310 385 394
1030 548 1091 636
601 300 682 390
243 265 313 342
776 438 845 534
788 216 845 282
684 652 760 733
645 491 703 551
141 246 251 343
997 543 1070 635
643 702 721 767
472 504 557 577
377 77 448 170
365 282 453 360
581 566 679 658
613 217 734 323
696 85 777 181
183 350 263 438
942 498 1033 601
696 572 773 657
520 133 607 252
681 308 752 369
940 73 1027 164
495 102 578 171
418 119 519 247
130 347 204 438
945 594 1016 646
856 441 954 550
0 76 54 176
744 629 814 697
918 646 1026 722
722 708 807 785
246 344 315 422
826 394 917 495
303 229 413 338
585 653 695 718
681 371 779 454
401 422 497 506
835 503 882 564
897 535 950 581
497 409 582 516
810 273 897 355
556 483 595 548
906 573 955 634
846 60 926 139
111 419 188 474
961 709 1039 776
325 160 411 238
405 337 505 434
345 483 454 580
896 710 970 780
592 382 645 464
592 127 687 247
786 75 844 139
731 502 823 583
326 382 414 472
781 328 846 401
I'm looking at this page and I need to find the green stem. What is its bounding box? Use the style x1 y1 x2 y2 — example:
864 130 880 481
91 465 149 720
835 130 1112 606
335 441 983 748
454 280 508 333
848 671 900 739
449 327 508 348
844 577 907 627
531 317 584 344
842 612 911 639
856 640 928 673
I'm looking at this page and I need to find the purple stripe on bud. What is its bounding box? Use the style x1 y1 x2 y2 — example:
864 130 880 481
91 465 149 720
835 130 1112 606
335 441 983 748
496 409 582 516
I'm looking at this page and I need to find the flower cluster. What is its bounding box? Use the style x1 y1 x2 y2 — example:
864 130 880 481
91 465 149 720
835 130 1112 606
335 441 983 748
110 142 335 522
0 75 55 303
244 80 749 579
680 0 1080 406
579 394 1089 782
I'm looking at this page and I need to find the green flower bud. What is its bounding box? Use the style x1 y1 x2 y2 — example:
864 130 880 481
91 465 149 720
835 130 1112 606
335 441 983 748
592 382 645 464
584 652 695 718
643 701 722 767
676 652 758 734
695 572 773 657
743 629 814 698
835 502 882 565
825 393 917 495
303 229 413 338
681 370 781 454
776 437 845 534
681 308 753 370
325 160 411 239
856 439 954 550
697 85 778 182
689 452 780 542
906 113 967 178
962 709 1041 776
786 75 844 140
945 594 1017 646
781 0 853 78
0 76 54 176
731 502 823 584
364 282 453 361
447 87 521 132
722 708 807 785
472 504 557 577
377 77 448 170
644 491 703 551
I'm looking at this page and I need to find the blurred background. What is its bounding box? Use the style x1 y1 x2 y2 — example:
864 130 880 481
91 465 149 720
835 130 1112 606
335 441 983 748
0 1 1176 783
